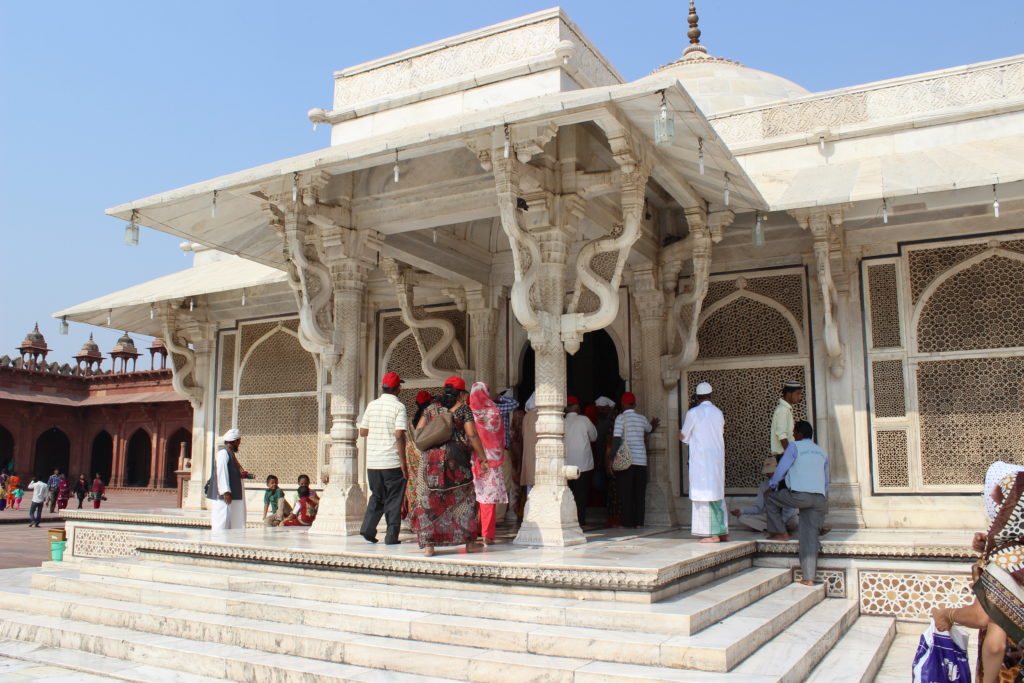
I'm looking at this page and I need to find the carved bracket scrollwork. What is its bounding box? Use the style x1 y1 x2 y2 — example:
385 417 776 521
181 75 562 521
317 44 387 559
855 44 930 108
382 258 469 380
793 207 846 378
562 167 650 354
158 304 203 408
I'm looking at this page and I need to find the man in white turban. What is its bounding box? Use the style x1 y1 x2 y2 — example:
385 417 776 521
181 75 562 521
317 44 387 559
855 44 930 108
207 428 247 531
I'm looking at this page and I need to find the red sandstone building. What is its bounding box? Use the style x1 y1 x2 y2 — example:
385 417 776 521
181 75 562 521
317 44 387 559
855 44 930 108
0 325 191 489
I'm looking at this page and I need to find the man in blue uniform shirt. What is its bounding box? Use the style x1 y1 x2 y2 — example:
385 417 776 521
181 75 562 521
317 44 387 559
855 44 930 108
765 420 829 586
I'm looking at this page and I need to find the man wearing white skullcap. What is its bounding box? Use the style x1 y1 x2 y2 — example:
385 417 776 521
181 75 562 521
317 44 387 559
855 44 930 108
681 382 728 542
207 429 247 531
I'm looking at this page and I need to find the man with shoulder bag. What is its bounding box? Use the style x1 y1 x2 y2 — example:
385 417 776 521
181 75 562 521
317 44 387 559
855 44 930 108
607 392 659 529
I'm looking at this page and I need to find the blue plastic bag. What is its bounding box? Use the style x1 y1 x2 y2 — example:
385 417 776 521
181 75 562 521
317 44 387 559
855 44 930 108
912 619 972 683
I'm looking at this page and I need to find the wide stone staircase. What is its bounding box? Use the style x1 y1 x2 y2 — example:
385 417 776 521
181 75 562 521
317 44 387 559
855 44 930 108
0 545 899 683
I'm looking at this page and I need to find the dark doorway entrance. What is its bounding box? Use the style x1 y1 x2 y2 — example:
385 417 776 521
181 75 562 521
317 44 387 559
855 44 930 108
0 424 13 475
515 329 624 406
164 428 191 488
124 429 151 487
90 431 113 484
34 428 70 478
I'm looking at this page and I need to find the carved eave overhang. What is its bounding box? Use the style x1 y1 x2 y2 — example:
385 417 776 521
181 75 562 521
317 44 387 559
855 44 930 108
51 257 289 336
105 76 765 277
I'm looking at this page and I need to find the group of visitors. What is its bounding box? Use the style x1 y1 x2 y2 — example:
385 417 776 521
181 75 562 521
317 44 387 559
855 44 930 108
0 470 106 525
681 380 830 586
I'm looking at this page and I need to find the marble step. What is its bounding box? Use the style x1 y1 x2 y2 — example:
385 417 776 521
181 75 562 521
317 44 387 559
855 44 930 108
804 615 895 683
731 598 859 682
70 555 786 636
0 636 224 683
0 608 460 683
569 599 857 683
14 573 820 672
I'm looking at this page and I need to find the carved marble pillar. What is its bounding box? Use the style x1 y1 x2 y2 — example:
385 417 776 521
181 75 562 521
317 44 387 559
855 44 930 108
310 256 371 534
792 207 863 528
632 264 676 527
466 286 503 390
516 218 586 547
177 325 214 509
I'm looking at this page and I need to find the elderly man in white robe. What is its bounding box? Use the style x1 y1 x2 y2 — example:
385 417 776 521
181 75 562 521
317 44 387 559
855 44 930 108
680 382 728 543
207 428 247 531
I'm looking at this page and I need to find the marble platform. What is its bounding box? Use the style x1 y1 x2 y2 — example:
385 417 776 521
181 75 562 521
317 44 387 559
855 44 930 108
16 511 973 680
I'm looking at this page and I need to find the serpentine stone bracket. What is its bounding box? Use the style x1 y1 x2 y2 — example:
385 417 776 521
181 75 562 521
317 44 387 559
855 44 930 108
793 206 846 378
488 126 649 355
381 258 469 380
660 208 734 386
158 303 203 408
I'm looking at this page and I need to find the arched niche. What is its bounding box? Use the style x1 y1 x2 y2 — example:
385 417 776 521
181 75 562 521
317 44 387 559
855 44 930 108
34 428 70 479
696 291 802 360
914 250 1024 354
124 429 151 487
90 431 113 484
238 325 316 395
164 427 191 488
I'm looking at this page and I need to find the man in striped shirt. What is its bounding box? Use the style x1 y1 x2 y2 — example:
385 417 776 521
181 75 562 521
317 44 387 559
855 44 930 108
609 392 659 528
357 372 408 545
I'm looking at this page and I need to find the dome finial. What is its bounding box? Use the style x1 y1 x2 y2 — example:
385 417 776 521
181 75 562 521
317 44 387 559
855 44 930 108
683 0 708 57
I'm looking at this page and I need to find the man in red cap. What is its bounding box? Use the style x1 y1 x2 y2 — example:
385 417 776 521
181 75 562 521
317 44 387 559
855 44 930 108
608 391 660 528
563 396 597 526
356 372 408 544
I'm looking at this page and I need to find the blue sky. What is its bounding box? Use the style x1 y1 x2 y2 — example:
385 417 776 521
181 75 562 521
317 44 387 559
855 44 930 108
1 0 1021 363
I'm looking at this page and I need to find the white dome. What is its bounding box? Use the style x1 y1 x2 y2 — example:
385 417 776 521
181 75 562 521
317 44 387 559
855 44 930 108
658 55 810 116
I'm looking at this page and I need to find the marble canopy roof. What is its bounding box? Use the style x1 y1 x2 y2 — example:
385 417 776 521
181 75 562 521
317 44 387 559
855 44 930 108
105 76 766 273
53 256 287 334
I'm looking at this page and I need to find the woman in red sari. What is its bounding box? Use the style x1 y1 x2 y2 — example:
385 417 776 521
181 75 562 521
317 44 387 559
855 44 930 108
409 376 485 556
56 476 70 510
91 473 106 509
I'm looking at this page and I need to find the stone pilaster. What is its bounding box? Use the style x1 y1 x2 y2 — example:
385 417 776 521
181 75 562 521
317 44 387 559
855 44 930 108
466 286 503 390
310 256 372 534
632 264 677 527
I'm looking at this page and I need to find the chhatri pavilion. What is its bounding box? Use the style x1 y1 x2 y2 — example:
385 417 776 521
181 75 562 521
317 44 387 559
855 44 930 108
3 4 1019 680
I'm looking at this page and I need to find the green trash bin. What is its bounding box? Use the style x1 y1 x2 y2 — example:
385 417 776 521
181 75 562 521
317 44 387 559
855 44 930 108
50 540 66 562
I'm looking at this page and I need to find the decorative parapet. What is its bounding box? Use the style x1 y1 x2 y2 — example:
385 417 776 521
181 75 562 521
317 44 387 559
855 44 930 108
710 56 1024 147
315 9 621 125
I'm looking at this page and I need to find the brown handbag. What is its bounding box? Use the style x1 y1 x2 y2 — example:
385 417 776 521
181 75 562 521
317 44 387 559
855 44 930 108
411 409 453 451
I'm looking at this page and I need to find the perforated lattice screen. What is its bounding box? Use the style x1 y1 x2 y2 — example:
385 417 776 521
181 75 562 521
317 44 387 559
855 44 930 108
917 356 1024 486
917 256 1024 353
218 398 234 437
875 430 910 488
388 335 425 379
701 274 804 325
698 298 798 359
240 322 276 359
872 360 906 418
239 328 317 395
686 365 808 489
236 396 319 483
868 264 901 349
908 243 987 304
577 251 620 314
219 334 236 391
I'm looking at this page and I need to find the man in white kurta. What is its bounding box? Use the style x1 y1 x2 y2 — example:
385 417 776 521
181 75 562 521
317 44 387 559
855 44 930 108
208 429 247 531
680 382 728 543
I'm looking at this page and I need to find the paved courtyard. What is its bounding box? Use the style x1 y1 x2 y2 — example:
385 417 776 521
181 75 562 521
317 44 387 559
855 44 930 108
0 491 176 570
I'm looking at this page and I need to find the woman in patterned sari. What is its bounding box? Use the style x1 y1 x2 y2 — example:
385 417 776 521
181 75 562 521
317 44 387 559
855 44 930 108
468 382 507 544
934 468 1024 683
403 391 435 520
409 377 484 557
